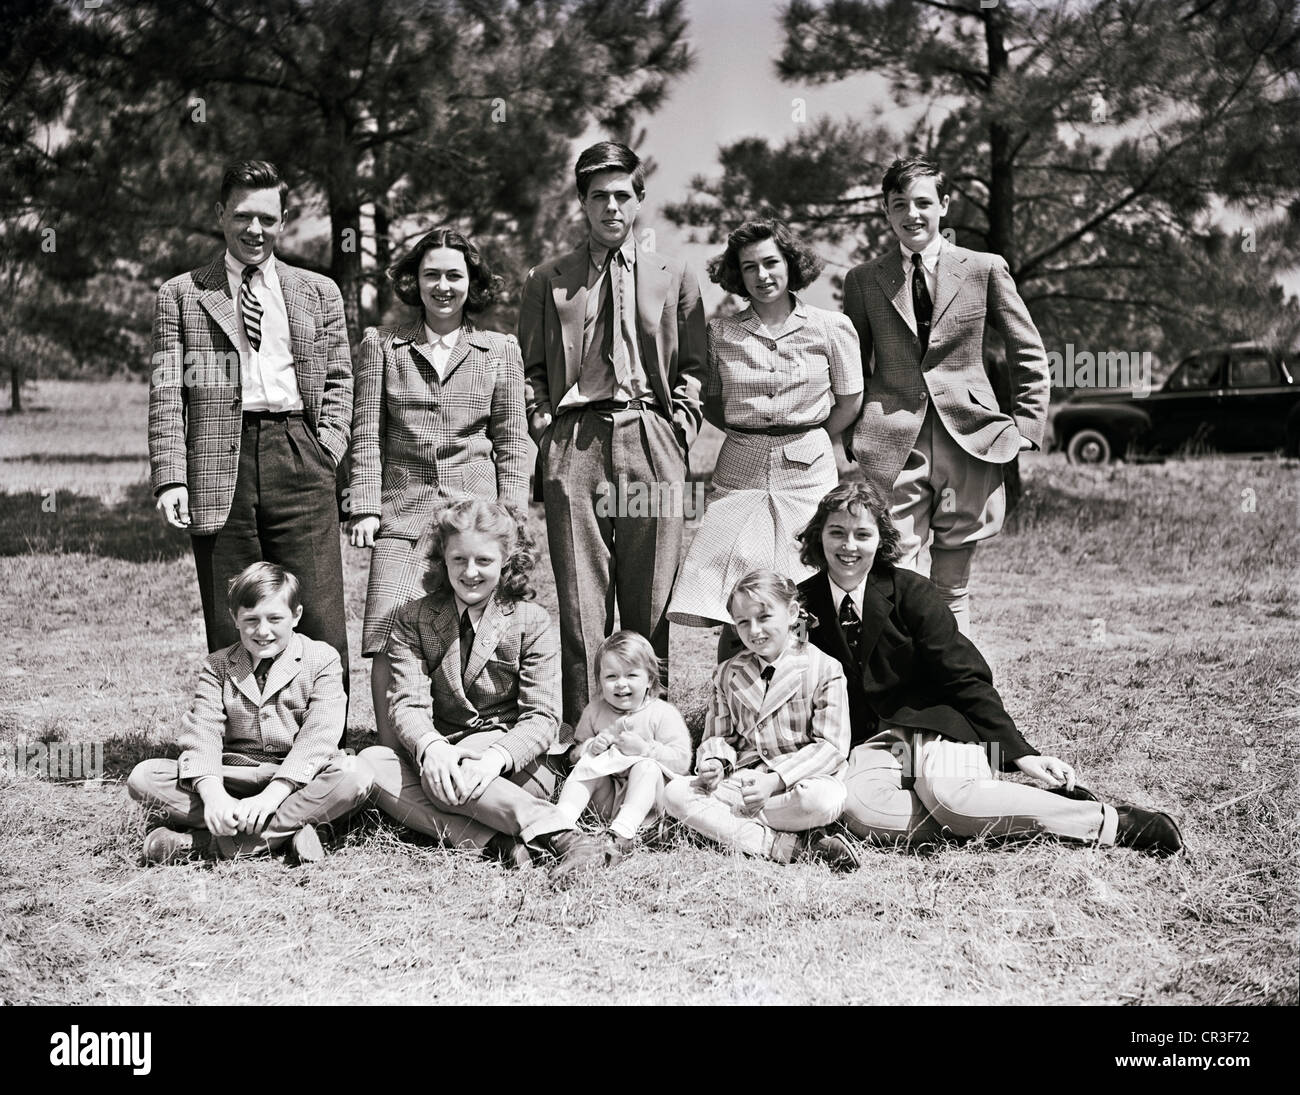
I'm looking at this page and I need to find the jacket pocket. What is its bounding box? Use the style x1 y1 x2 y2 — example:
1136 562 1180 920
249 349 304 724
781 433 827 467
968 385 1001 413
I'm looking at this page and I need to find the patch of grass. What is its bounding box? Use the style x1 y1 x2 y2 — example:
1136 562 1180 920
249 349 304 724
0 381 1295 1005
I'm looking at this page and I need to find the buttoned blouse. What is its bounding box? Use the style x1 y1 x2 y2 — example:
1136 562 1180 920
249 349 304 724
704 297 862 431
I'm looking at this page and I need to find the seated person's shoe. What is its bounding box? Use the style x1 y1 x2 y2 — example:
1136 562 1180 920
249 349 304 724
1115 804 1183 856
1047 782 1099 802
804 827 861 872
486 830 535 870
604 833 636 866
290 824 325 865
542 830 607 884
142 826 208 865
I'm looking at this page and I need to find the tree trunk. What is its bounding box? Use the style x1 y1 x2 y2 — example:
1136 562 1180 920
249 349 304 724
373 201 392 328
985 6 1022 513
9 363 23 413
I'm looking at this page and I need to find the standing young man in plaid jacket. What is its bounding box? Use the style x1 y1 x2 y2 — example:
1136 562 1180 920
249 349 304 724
149 160 354 699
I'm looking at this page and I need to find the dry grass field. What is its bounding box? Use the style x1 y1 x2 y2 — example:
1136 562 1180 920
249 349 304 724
1 380 1296 1006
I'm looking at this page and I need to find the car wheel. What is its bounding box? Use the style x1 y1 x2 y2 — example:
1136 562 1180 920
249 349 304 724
1066 428 1112 465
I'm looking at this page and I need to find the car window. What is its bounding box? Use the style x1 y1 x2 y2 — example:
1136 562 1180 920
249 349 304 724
1165 353 1226 391
1229 353 1277 388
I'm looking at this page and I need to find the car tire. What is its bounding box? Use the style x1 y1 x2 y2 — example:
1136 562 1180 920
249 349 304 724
1066 428 1112 465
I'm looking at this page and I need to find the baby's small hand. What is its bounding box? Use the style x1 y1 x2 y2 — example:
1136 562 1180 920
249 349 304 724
615 729 649 756
694 759 725 791
589 732 614 756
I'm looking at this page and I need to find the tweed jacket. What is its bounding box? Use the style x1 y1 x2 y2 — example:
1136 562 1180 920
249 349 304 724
697 642 851 786
176 633 347 789
349 320 531 536
517 241 706 449
148 254 353 534
797 568 1036 768
842 244 1049 492
386 590 561 774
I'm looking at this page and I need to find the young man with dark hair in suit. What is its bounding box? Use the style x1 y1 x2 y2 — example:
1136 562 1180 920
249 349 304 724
149 160 353 702
843 157 1050 634
517 141 706 727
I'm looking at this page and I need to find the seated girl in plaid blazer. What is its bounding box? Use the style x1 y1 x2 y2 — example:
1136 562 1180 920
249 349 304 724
663 570 859 870
554 630 692 866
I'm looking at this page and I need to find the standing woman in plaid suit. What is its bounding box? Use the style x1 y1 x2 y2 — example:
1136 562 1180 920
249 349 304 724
667 220 863 660
348 228 531 747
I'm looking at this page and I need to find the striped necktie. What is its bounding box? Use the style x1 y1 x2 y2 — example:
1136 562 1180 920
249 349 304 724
911 251 932 356
241 264 263 351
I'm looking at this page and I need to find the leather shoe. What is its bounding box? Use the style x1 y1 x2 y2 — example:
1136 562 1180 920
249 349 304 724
290 824 325 865
142 826 208 865
604 833 636 866
544 830 607 884
486 830 535 870
1115 804 1183 856
804 827 861 872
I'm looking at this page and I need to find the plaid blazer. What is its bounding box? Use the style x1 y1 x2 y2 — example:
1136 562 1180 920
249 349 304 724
176 633 347 789
387 590 561 775
517 242 706 449
148 254 353 534
697 643 850 786
842 244 1049 493
349 320 530 536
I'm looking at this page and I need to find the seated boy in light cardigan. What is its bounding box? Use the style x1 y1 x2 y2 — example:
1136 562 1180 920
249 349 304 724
127 562 373 864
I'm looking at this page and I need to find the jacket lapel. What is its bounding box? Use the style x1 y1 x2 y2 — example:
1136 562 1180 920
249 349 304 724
442 329 489 385
873 253 916 337
429 594 468 701
391 318 439 384
462 597 505 688
275 260 317 381
551 247 590 395
634 250 672 406
756 647 805 726
262 633 305 700
806 572 856 670
195 255 243 349
228 643 262 707
929 246 969 331
860 570 896 660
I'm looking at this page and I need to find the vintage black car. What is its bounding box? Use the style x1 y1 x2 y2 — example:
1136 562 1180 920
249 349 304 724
1053 343 1300 463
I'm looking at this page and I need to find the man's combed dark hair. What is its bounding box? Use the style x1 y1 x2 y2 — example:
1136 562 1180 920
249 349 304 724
797 480 903 572
388 227 501 315
420 498 537 602
574 140 646 200
881 157 947 202
226 561 301 616
707 219 824 299
220 160 289 206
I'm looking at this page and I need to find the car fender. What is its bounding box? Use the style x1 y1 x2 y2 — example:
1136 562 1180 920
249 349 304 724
1053 402 1151 446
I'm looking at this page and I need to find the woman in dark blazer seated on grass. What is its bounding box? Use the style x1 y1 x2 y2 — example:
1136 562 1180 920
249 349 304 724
349 228 531 748
795 481 1183 855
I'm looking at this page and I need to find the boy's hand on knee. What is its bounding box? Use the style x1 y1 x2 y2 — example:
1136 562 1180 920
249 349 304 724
457 750 505 803
420 740 470 806
1015 754 1075 790
694 759 725 791
234 779 293 833
740 771 782 809
196 781 240 837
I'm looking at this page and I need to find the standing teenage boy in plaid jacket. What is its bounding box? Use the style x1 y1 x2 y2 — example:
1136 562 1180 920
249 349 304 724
149 160 353 696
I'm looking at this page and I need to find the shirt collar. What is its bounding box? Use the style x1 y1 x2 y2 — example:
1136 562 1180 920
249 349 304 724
589 234 638 271
225 250 277 285
899 233 945 274
828 576 866 615
454 595 487 627
424 323 462 351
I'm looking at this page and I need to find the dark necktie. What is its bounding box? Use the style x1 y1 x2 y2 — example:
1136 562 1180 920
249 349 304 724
604 251 630 387
241 264 263 351
911 251 932 356
253 657 271 695
838 595 863 668
760 663 775 694
459 608 475 677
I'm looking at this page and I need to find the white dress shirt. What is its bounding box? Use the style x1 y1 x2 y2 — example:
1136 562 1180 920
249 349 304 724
899 234 944 329
827 577 866 620
422 324 462 382
224 251 301 412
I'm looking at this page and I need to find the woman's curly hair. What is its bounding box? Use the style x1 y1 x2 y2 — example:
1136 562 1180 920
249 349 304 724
420 497 537 602
707 219 824 299
388 226 501 315
797 480 903 572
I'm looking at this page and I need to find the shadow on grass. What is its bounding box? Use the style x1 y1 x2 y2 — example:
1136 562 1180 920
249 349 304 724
0 481 190 561
2 453 148 464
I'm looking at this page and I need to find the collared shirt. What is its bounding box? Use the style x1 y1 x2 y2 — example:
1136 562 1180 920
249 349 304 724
422 323 462 382
899 234 945 324
453 595 487 630
223 251 301 412
557 235 654 408
827 577 866 620
704 296 863 430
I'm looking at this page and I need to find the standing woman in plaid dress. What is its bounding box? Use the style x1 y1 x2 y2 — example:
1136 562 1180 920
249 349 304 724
668 220 863 660
349 228 531 747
